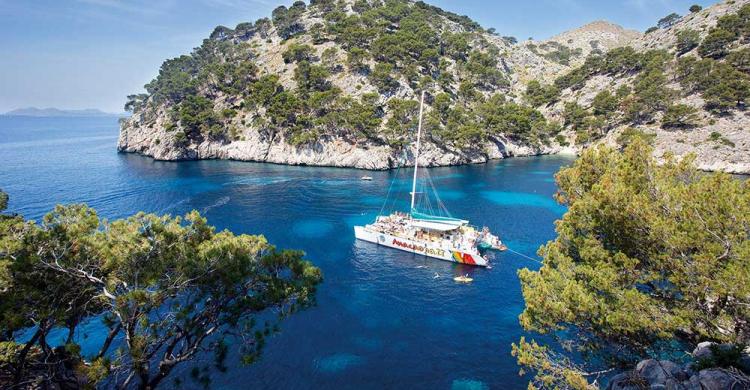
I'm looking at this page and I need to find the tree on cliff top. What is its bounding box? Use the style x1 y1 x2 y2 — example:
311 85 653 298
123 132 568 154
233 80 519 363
0 191 322 389
513 139 750 389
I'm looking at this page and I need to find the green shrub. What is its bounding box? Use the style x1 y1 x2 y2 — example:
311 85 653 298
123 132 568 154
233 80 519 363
294 61 331 94
676 29 700 55
124 94 148 112
351 0 371 13
245 75 282 108
465 50 506 89
327 14 373 50
657 13 681 29
234 21 255 38
255 18 271 38
703 63 750 113
555 134 569 147
347 48 370 74
694 344 746 372
727 48 750 73
662 104 699 129
525 80 560 107
211 61 259 95
320 94 382 139
616 127 656 147
592 90 620 116
385 98 419 139
458 81 477 101
282 43 315 64
640 49 671 71
502 36 518 45
178 95 220 137
582 115 606 139
210 25 233 40
369 62 399 94
541 43 582 66
552 46 644 93
145 55 198 103
221 108 237 119
563 102 589 130
272 3 306 40
369 6 441 70
309 22 327 44
708 132 736 147
321 47 339 71
616 85 631 99
174 131 188 144
699 28 736 58
632 67 673 118
478 97 550 142
694 5 750 58
676 57 714 92
443 32 471 61
267 91 302 127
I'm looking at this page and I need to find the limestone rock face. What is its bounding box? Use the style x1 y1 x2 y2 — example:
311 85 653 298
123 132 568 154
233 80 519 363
548 21 641 64
118 121 564 170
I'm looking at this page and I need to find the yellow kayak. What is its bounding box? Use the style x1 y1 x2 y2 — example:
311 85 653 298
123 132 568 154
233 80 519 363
454 275 473 283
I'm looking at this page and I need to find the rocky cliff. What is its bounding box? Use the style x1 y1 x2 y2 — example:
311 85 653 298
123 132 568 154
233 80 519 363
118 0 750 173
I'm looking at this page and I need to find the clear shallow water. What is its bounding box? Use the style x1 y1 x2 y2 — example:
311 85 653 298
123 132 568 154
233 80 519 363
1 116 574 389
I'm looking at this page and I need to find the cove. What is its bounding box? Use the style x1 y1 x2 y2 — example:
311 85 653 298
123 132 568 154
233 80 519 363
0 116 574 389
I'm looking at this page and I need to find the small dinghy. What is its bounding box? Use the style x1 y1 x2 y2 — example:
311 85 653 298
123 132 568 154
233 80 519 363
453 274 473 283
361 176 373 181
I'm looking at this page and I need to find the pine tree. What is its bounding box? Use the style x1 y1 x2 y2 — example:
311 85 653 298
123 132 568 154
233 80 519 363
514 139 750 388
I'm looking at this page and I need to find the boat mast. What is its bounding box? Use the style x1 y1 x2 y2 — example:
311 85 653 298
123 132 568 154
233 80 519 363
410 90 425 214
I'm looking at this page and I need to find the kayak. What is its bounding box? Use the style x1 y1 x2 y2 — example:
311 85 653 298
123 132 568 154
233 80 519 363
454 275 473 283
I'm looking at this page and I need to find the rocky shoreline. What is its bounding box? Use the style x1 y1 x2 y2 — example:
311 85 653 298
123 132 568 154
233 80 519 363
607 342 750 390
117 124 575 170
117 129 750 174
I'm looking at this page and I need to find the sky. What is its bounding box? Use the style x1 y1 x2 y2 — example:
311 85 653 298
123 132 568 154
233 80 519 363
0 0 716 113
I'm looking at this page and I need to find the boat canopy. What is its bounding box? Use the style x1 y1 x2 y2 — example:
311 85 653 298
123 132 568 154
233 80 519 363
410 220 460 232
410 210 468 226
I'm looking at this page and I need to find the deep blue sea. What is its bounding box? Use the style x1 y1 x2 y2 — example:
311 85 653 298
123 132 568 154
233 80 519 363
0 116 573 389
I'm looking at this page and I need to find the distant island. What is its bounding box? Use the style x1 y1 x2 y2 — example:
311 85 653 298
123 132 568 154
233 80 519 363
3 107 126 117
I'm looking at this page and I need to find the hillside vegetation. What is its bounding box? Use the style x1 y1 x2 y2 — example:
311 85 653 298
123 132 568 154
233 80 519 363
527 1 750 173
123 0 558 153
119 0 750 172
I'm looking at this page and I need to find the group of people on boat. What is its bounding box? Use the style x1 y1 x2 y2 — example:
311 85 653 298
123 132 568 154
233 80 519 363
369 212 474 250
368 211 506 254
354 90 505 267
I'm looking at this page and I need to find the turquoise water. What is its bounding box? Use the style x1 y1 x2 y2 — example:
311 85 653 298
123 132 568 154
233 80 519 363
0 116 573 389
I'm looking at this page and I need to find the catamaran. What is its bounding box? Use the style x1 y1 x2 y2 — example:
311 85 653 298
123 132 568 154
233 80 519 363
354 91 506 267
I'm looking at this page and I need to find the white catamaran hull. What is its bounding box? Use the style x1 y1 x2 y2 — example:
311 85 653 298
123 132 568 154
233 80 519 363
354 226 488 267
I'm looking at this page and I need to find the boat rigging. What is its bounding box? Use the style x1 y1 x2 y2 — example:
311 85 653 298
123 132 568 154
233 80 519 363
354 91 506 267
